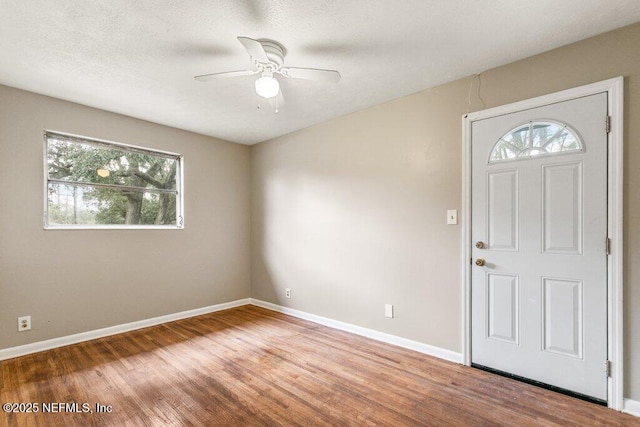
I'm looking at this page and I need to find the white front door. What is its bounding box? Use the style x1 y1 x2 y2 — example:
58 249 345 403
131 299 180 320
470 93 608 401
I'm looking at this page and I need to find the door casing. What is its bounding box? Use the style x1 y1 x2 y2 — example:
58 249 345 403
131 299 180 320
462 77 624 410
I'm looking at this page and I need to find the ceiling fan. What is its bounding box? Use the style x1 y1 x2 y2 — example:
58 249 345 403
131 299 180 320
194 37 341 111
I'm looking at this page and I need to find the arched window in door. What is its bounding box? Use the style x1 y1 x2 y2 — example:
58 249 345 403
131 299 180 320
489 121 583 163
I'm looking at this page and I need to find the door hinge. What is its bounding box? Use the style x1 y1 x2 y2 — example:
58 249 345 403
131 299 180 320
606 116 611 134
606 237 611 255
605 360 611 377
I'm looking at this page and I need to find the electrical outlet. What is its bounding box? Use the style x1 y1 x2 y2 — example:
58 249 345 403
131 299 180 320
18 316 31 332
285 288 291 298
385 304 394 318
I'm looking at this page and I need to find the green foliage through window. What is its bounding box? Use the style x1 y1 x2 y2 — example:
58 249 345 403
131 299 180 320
45 131 183 228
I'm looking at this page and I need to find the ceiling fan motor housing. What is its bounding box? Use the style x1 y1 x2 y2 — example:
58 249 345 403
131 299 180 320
256 39 287 69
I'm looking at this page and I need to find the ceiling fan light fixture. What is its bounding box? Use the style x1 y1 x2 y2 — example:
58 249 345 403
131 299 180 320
255 75 280 98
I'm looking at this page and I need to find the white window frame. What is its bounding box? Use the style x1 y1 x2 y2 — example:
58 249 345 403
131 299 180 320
43 130 184 230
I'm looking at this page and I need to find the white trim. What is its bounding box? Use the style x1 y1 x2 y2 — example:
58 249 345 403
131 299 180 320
250 299 463 364
44 129 183 158
0 299 250 361
44 225 183 231
607 77 625 411
623 399 640 418
462 112 473 366
2 297 465 367
462 77 624 410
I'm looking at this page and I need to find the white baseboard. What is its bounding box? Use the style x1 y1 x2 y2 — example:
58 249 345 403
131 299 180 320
0 298 251 361
2 297 463 365
249 299 463 364
624 398 640 418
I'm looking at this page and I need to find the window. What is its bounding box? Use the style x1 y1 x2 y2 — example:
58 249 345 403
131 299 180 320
45 131 183 229
489 121 583 163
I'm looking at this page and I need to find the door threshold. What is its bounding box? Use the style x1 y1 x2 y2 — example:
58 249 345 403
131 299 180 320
471 363 607 406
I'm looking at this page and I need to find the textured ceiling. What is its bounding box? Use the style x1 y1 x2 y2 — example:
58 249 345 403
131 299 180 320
1 1 639 145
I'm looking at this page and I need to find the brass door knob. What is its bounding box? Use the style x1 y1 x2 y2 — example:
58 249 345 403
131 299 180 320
475 258 486 266
475 241 485 249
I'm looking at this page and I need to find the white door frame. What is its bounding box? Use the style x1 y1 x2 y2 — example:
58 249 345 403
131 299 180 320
462 77 624 410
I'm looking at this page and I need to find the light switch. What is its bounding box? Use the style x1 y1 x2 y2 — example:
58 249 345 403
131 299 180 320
447 209 458 225
385 304 394 318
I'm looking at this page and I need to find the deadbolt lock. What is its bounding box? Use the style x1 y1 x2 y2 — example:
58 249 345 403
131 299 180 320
475 258 486 267
475 241 485 249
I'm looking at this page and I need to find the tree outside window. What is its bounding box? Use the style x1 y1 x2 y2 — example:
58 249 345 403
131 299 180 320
45 131 183 229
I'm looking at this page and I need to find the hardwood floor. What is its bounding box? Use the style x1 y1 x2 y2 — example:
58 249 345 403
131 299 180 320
1 305 637 426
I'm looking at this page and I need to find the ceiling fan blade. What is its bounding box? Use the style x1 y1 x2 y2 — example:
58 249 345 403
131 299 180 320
194 69 258 81
269 90 285 110
280 67 341 83
237 36 269 63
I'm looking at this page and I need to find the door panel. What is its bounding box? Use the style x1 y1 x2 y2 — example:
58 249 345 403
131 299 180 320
542 162 583 254
487 273 519 344
542 277 583 358
471 92 608 401
488 170 519 251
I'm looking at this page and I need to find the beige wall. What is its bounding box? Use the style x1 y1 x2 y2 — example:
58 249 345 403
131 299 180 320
0 85 252 348
251 83 466 352
251 23 640 400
